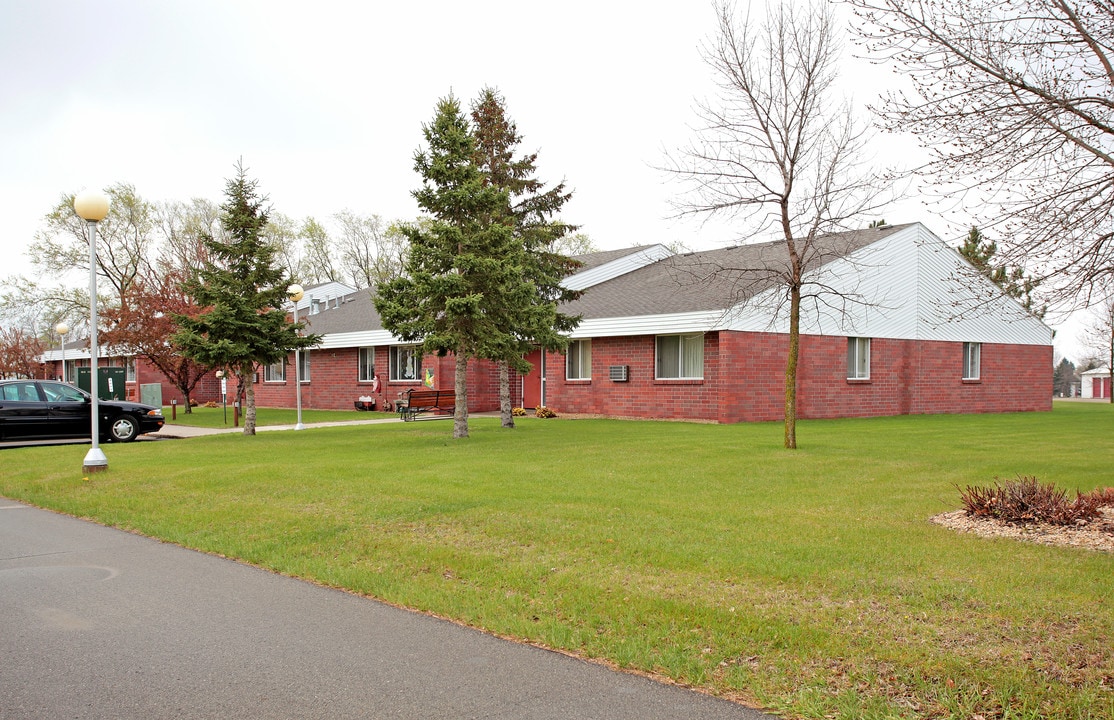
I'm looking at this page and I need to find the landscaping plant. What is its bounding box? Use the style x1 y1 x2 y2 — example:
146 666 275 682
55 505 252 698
958 475 1113 526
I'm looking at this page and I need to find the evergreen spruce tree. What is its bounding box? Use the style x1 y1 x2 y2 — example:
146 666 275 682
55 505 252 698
173 162 318 435
375 95 516 439
469 87 583 427
959 226 1045 319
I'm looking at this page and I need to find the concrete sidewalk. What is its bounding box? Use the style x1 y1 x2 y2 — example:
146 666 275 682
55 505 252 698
158 416 401 438
157 411 483 438
0 500 773 720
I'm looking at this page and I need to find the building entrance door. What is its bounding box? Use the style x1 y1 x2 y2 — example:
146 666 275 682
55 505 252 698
522 350 544 408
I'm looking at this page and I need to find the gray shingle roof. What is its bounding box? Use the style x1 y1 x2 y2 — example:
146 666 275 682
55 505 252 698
562 224 911 319
300 289 382 335
299 226 911 335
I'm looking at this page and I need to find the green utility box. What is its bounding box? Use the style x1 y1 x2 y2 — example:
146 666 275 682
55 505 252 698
139 383 163 408
76 367 127 401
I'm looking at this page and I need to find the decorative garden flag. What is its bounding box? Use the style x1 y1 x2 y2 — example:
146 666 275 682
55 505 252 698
424 368 435 388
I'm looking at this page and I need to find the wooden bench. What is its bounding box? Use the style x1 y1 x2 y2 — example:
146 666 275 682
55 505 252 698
396 388 455 421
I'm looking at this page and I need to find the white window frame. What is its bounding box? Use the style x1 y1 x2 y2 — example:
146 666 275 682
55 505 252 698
390 345 422 382
655 333 704 380
963 342 981 380
264 359 286 382
566 339 592 380
358 347 376 382
297 349 310 383
847 337 871 380
125 357 136 382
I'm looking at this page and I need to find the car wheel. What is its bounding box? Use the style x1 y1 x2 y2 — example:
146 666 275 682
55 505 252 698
108 415 140 443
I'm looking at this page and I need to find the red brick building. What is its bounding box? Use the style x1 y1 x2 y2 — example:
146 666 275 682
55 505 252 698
40 222 1053 421
536 223 1052 421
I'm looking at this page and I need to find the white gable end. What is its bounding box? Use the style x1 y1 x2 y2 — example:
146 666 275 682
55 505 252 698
723 223 1051 346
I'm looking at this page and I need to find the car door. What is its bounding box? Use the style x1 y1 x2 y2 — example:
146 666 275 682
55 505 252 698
0 382 50 440
41 381 92 438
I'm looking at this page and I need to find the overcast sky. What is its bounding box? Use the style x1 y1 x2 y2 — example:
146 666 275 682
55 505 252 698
0 0 1093 360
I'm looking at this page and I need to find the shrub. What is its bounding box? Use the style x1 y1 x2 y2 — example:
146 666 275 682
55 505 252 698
958 475 1106 526
534 406 557 419
511 407 527 417
1086 486 1114 508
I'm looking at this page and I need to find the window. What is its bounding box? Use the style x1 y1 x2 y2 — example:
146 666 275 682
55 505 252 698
264 359 286 382
297 350 310 383
125 357 136 382
1 382 38 402
847 337 870 380
963 342 981 380
41 382 85 402
390 345 422 381
358 347 376 382
656 334 703 379
566 339 592 380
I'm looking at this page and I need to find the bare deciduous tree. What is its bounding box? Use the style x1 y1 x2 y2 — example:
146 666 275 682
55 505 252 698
849 0 1114 305
263 212 308 284
334 210 408 289
29 183 157 310
665 0 888 448
552 232 598 257
300 217 339 284
155 198 220 276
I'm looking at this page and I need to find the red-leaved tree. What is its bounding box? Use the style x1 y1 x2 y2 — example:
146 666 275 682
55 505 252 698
102 269 211 411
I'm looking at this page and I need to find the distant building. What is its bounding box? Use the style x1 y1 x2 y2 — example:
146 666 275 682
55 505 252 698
1081 367 1112 399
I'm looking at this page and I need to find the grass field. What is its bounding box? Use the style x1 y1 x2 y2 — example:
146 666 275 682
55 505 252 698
2 401 1111 719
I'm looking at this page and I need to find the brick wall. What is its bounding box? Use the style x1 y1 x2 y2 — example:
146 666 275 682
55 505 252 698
544 335 721 420
80 332 1048 420
251 347 508 412
544 331 1051 422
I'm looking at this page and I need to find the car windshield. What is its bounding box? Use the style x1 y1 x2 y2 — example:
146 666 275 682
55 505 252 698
40 382 88 403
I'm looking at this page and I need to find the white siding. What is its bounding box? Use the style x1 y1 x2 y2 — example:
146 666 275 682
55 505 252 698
563 244 675 291
912 226 1050 345
317 330 402 350
722 224 1052 346
1081 368 1111 399
570 311 725 339
299 282 360 314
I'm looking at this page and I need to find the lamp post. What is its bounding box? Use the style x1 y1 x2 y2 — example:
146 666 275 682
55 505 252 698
287 284 305 431
215 370 228 425
74 189 110 473
56 322 69 382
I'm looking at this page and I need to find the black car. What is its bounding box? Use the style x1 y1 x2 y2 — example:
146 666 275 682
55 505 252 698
0 380 164 443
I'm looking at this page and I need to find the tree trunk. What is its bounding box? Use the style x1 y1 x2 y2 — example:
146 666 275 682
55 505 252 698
453 354 469 439
243 364 257 435
498 360 515 428
784 284 800 449
181 359 195 413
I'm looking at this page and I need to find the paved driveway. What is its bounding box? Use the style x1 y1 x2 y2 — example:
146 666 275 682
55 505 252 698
1 500 772 719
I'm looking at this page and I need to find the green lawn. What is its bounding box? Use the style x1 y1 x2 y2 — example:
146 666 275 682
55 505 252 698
3 402 1111 719
162 405 395 427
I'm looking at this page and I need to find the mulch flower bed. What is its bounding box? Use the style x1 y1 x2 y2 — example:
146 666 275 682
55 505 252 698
931 507 1114 553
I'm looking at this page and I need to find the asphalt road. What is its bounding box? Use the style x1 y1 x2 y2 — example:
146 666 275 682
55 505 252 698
0 500 773 720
